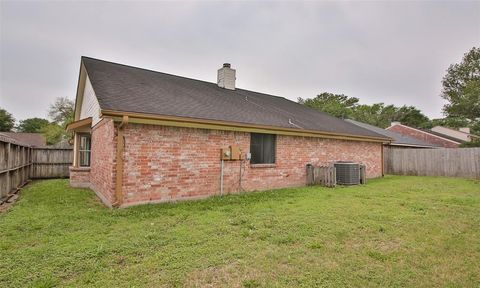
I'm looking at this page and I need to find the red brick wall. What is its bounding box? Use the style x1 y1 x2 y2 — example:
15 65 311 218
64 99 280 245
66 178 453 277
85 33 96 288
69 167 90 188
387 125 459 148
89 119 117 206
120 124 383 206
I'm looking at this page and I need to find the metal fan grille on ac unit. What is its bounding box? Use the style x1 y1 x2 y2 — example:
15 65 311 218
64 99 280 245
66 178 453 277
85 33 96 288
334 161 360 185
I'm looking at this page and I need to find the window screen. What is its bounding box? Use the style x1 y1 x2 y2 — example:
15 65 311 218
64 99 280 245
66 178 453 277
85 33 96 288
79 134 91 167
250 133 276 164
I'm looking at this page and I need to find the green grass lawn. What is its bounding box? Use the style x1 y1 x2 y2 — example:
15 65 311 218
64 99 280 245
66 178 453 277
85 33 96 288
1 176 479 287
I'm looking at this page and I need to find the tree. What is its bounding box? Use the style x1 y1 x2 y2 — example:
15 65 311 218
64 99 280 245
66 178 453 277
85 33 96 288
376 104 398 127
40 123 64 145
45 97 74 145
17 118 50 133
459 138 480 148
299 93 431 128
345 103 429 128
427 117 470 129
469 120 480 136
351 103 387 127
394 106 430 128
441 47 480 123
298 92 359 119
48 97 74 127
0 108 15 132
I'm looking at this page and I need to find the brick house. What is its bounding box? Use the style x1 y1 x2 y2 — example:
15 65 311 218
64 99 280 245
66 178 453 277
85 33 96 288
67 57 390 207
386 122 462 148
345 119 440 149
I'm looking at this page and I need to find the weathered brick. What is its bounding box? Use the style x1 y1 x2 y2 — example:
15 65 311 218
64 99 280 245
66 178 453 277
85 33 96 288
69 167 90 188
73 122 383 207
120 124 382 206
89 119 116 206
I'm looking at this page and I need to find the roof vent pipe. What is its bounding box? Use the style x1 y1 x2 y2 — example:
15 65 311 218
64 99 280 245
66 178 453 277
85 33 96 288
217 63 236 90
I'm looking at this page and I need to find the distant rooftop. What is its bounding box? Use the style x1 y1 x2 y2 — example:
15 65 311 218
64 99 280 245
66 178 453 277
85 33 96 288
345 119 441 148
422 129 465 143
0 132 46 147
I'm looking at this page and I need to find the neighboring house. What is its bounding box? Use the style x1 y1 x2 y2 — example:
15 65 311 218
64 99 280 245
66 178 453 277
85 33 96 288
345 119 440 148
0 132 46 147
430 126 479 143
386 122 461 148
67 57 391 207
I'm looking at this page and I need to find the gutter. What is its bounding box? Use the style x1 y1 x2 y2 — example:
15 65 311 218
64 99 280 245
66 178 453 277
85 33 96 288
101 110 392 144
389 143 442 149
113 115 129 207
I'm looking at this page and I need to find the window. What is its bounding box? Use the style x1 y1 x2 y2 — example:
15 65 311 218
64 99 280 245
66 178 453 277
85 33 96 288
250 133 276 164
78 134 91 167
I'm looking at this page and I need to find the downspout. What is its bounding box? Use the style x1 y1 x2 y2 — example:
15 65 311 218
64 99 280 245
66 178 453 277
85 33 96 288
114 115 129 207
381 144 385 177
220 159 224 196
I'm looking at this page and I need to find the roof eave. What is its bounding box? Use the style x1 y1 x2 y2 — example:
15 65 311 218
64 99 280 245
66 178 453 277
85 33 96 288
390 143 440 148
66 117 92 131
101 109 392 143
73 60 88 121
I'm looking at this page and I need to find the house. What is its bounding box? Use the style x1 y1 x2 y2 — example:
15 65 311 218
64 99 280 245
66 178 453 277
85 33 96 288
67 57 391 207
430 126 479 143
0 132 46 147
386 122 463 148
345 119 440 148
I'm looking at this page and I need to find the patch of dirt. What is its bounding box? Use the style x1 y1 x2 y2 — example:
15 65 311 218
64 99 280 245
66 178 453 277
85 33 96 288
184 260 267 288
0 191 20 213
344 238 403 252
376 239 403 252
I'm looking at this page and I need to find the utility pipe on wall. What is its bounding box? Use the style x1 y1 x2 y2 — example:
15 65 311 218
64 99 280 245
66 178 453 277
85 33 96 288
220 159 224 196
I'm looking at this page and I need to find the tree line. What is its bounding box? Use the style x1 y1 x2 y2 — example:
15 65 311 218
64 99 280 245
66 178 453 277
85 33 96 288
0 97 74 145
298 47 480 144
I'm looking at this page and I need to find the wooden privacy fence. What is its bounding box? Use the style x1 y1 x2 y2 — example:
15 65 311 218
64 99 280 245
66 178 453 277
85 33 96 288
31 147 73 178
0 137 32 201
306 165 336 187
0 136 73 201
384 147 480 179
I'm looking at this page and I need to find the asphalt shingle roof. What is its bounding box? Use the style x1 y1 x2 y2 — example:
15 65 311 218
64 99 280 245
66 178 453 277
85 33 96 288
0 132 46 147
82 57 389 140
345 119 441 147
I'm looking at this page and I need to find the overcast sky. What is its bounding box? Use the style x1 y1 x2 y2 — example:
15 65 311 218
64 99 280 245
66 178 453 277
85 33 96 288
1 1 479 122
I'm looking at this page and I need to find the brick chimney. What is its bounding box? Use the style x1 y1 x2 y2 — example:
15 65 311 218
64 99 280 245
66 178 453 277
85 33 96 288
217 63 236 90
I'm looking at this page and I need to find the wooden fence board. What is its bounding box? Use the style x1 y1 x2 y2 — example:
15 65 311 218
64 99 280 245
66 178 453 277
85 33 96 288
384 147 480 179
31 148 73 179
306 165 336 187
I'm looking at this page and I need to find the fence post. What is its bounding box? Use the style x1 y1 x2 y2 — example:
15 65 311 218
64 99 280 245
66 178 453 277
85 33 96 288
360 164 366 184
306 164 314 185
6 142 11 196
